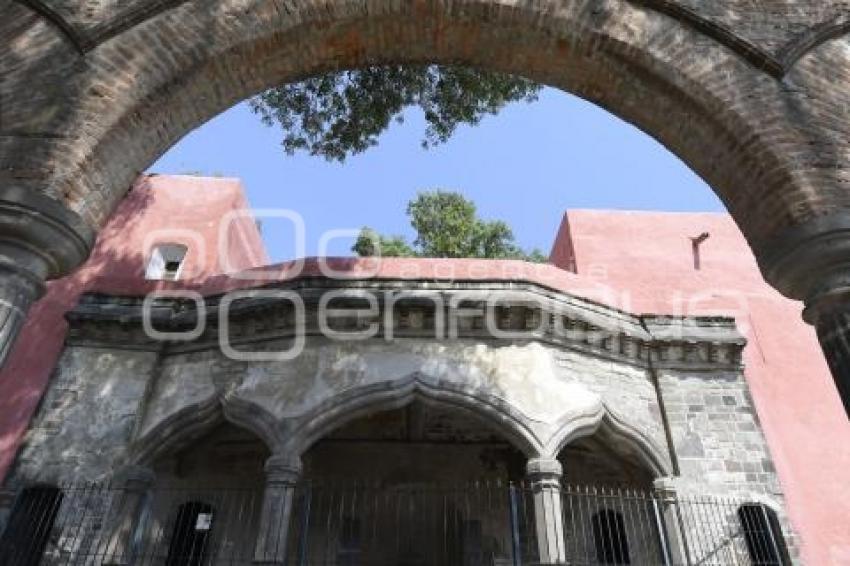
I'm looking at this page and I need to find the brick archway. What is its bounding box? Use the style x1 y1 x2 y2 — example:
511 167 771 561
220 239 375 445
2 1 848 244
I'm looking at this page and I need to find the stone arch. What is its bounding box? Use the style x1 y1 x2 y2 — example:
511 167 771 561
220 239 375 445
283 373 545 459
5 0 849 260
544 403 672 478
127 393 281 467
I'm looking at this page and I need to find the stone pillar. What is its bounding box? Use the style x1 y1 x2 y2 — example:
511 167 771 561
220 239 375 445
103 466 156 565
757 213 850 417
526 457 566 564
804 298 850 415
653 477 689 566
254 455 302 565
0 188 94 367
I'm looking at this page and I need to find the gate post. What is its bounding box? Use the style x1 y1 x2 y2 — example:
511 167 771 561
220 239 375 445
526 458 566 564
653 477 690 566
254 454 301 565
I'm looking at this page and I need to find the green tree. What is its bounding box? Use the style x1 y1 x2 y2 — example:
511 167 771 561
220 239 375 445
351 227 416 258
352 191 548 262
251 65 540 162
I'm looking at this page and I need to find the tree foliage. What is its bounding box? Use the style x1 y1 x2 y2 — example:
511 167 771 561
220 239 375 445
251 65 541 161
352 191 548 262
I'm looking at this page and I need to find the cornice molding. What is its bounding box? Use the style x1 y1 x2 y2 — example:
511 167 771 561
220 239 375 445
66 281 746 372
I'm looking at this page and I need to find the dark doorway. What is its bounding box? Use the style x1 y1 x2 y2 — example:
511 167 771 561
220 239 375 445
0 486 64 566
738 504 790 566
165 501 215 566
592 509 630 564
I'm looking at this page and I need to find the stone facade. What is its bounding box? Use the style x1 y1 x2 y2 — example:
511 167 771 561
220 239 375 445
3 278 799 562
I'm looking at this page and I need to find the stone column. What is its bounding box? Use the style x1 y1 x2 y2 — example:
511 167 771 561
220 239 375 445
653 477 689 566
254 454 302 564
758 212 850 417
103 466 156 565
0 188 94 367
526 457 566 564
805 299 850 415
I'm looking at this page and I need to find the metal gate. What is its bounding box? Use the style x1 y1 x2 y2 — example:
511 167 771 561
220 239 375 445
0 482 790 565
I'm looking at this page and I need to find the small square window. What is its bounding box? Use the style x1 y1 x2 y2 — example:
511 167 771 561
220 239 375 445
146 244 188 281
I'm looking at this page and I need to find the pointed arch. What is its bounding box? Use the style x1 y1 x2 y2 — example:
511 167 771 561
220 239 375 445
545 403 672 478
128 393 281 466
283 372 545 458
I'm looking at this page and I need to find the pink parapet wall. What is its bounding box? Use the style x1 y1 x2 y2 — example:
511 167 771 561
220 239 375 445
550 210 850 564
0 175 269 481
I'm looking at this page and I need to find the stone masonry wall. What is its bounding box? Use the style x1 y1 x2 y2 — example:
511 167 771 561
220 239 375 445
660 368 800 561
10 345 159 482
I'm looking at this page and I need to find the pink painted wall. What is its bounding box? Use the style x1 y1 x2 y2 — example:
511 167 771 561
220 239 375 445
549 210 850 564
0 175 268 480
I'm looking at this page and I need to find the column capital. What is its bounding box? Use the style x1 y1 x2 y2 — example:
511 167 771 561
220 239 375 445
265 454 302 486
0 186 95 280
526 457 563 482
653 477 678 502
757 212 850 310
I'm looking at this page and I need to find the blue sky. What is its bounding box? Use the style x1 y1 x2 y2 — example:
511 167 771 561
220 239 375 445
151 87 723 262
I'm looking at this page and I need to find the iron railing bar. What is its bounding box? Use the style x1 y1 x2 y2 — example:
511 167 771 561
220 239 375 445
762 503 786 566
631 488 652 565
710 495 739 565
701 494 730 565
90 486 119 562
297 484 311 566
619 487 633 563
623 488 645 564
652 494 673 566
564 487 576 563
64 482 96 562
672 492 693 566
599 486 618 565
577 485 590 566
508 483 522 566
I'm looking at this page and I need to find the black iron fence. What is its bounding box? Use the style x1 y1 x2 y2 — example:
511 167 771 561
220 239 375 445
0 482 791 565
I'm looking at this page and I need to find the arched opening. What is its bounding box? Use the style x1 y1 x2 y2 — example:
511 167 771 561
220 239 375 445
144 422 271 563
0 485 63 566
558 435 657 490
556 433 663 564
296 399 530 566
738 504 791 566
